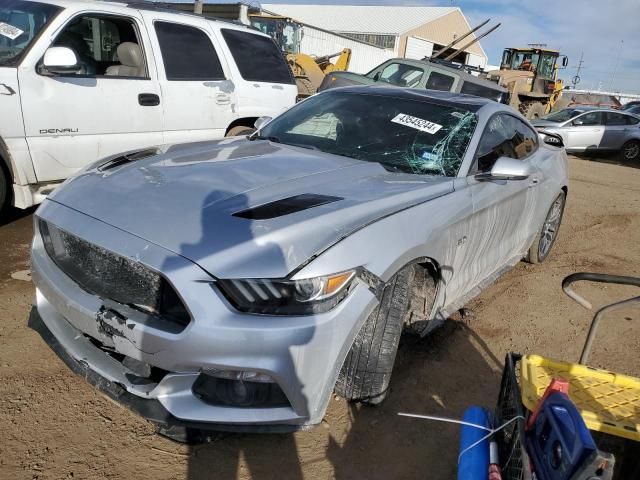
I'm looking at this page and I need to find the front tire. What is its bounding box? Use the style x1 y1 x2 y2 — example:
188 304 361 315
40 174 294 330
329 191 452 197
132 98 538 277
526 191 566 264
621 140 640 162
519 101 546 120
335 266 413 404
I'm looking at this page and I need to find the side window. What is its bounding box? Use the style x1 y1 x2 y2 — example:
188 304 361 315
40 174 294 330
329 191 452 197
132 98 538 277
51 14 146 77
221 29 294 84
573 111 603 126
425 71 456 92
460 81 503 102
473 114 537 174
626 112 640 124
377 63 423 87
154 22 224 81
605 112 631 126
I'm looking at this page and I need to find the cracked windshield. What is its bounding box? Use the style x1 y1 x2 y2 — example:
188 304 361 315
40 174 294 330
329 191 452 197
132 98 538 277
258 91 478 177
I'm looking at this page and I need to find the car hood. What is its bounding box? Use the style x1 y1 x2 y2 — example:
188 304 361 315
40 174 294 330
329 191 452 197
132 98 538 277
49 138 453 278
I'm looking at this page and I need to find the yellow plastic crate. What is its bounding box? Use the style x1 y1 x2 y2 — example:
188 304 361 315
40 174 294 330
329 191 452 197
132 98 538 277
520 354 640 442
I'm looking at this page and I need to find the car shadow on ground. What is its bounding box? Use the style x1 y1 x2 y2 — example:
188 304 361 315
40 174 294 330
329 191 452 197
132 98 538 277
573 151 640 170
0 206 36 227
184 318 503 479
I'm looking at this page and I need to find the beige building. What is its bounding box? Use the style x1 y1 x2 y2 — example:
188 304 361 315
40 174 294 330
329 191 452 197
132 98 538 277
261 4 488 68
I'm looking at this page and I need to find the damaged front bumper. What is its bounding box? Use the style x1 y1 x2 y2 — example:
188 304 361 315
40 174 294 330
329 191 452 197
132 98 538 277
30 201 377 440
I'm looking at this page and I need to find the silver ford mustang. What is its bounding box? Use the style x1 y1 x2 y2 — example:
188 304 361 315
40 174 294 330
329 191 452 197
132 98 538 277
29 87 568 439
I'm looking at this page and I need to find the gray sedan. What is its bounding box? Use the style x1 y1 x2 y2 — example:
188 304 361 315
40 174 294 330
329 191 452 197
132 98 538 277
29 87 568 438
533 107 640 161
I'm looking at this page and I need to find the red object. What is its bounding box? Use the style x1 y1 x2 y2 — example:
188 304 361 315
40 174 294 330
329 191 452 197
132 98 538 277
488 464 502 480
526 378 570 430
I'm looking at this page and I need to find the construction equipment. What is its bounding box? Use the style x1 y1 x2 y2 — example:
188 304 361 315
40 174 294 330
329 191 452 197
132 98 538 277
484 46 569 119
249 14 352 98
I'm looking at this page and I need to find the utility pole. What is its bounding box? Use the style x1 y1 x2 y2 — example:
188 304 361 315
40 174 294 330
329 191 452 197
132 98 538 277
194 0 203 14
572 51 584 88
608 40 623 92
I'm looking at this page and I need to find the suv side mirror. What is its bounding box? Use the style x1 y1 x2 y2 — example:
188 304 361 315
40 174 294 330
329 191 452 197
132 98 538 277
373 72 381 81
475 157 532 181
254 116 272 130
40 47 80 75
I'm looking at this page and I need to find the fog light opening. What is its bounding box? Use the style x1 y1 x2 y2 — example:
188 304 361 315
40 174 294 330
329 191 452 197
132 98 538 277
192 370 290 408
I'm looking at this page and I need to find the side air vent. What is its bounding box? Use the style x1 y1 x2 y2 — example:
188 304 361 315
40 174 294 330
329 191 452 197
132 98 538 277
233 194 343 220
98 148 159 172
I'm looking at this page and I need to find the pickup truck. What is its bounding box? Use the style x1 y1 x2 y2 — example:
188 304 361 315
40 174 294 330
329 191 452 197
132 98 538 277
0 0 297 213
319 57 509 105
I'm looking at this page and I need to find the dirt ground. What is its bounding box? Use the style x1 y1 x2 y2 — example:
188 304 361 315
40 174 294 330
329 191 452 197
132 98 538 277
0 155 638 480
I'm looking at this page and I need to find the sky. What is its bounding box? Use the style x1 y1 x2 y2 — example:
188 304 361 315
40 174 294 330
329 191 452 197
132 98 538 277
248 0 640 94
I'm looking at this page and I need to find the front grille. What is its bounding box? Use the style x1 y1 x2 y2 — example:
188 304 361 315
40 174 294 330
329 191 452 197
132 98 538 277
39 219 190 329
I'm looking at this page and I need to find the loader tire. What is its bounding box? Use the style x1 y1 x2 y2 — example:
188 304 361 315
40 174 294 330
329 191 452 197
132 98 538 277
295 77 316 99
335 265 413 405
519 101 546 120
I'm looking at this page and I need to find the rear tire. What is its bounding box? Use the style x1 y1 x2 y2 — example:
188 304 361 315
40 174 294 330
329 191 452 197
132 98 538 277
519 101 546 120
335 265 413 405
621 140 640 162
526 191 566 264
225 126 255 137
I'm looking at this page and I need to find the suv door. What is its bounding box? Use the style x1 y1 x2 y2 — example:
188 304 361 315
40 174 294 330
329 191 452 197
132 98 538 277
564 111 605 151
18 10 163 182
143 14 237 144
462 114 540 288
218 28 297 116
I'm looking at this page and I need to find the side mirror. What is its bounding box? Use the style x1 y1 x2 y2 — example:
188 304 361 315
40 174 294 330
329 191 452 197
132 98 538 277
373 72 381 81
539 130 564 147
40 47 80 75
254 116 272 130
573 118 585 126
475 157 532 181
562 56 569 68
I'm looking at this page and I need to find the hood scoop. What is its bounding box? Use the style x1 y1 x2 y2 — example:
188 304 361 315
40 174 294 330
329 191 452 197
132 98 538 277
233 194 343 220
98 148 160 172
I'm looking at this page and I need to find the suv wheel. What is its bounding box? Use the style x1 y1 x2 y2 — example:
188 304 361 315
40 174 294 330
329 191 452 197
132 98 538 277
335 265 416 405
226 126 255 137
621 140 640 162
526 191 566 264
519 101 546 120
0 162 11 217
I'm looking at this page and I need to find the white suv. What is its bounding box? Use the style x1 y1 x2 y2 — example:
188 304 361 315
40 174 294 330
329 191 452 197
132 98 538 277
0 0 297 213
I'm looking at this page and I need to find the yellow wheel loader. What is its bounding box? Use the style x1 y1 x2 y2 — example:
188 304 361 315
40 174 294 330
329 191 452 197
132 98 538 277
485 47 568 119
249 14 351 98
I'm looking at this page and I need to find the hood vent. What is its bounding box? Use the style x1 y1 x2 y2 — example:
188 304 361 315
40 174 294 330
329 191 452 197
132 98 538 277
98 148 159 172
233 194 343 220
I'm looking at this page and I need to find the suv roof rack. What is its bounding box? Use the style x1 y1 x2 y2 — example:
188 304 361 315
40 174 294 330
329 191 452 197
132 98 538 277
104 1 249 26
423 57 486 75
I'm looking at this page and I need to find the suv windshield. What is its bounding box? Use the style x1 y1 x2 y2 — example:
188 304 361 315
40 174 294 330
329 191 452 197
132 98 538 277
0 0 60 66
257 91 478 177
543 108 586 123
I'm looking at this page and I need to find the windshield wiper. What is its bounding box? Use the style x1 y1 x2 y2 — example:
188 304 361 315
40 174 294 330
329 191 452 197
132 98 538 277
250 135 319 151
250 134 281 143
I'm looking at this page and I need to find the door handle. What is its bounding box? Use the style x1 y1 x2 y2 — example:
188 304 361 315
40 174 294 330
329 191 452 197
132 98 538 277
138 93 160 106
216 93 231 105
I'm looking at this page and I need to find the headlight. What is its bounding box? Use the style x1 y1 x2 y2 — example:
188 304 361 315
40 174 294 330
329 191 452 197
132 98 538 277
216 270 357 315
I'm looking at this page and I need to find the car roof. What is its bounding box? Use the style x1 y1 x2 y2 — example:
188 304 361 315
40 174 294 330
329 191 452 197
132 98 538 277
323 85 498 112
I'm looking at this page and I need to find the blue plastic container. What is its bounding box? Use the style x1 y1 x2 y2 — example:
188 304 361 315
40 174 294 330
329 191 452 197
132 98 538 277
458 406 492 480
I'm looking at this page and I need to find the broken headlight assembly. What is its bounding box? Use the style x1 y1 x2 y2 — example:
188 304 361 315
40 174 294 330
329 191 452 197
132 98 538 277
216 270 357 315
